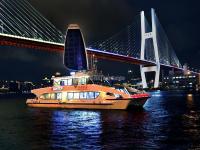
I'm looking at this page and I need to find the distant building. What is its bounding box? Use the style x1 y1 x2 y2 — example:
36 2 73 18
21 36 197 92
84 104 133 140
0 80 37 93
162 73 198 91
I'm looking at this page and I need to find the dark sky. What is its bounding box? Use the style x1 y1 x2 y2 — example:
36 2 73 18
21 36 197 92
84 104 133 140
27 0 200 70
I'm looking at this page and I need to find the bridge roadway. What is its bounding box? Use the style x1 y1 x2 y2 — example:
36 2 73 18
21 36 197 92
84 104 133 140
0 33 192 73
0 33 155 65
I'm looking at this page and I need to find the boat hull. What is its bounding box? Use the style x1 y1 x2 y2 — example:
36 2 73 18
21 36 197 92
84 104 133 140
26 97 148 110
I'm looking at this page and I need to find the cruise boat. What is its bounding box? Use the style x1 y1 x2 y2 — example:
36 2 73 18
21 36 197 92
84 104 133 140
26 24 150 110
26 72 150 110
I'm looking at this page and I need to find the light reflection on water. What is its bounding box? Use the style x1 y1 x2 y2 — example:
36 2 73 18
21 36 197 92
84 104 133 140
50 111 102 149
182 94 200 149
0 91 200 150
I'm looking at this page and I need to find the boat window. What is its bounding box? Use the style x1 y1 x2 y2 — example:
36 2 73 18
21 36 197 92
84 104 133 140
123 88 130 94
66 92 100 100
40 95 45 99
73 78 79 85
55 93 62 100
68 79 72 85
94 92 100 98
40 93 50 99
120 89 125 93
50 93 56 99
115 86 130 95
44 93 50 99
62 80 68 86
118 89 129 94
80 92 87 99
60 79 73 86
74 92 79 99
40 93 62 100
114 94 122 99
60 81 65 86
79 77 87 85
87 92 95 99
53 80 60 86
106 92 114 96
67 92 73 100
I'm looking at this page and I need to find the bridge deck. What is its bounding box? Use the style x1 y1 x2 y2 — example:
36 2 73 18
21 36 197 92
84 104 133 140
0 33 189 72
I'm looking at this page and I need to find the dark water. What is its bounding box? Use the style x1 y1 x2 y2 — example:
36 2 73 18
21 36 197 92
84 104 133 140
0 91 200 150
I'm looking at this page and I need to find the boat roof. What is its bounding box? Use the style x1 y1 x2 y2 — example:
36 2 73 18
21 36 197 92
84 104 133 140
52 72 90 80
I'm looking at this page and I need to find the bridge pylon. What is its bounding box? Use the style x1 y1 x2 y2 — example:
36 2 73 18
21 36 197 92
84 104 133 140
140 8 160 88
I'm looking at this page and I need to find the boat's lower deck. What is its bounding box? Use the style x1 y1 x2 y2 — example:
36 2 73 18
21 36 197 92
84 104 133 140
26 98 148 110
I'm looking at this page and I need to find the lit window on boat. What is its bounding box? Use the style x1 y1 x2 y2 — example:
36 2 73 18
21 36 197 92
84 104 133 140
74 92 80 99
65 92 100 100
50 93 56 99
44 93 50 99
67 79 72 85
87 92 95 99
62 80 68 85
114 94 122 99
80 92 87 99
61 79 73 86
73 78 79 85
53 80 60 86
55 93 62 100
94 92 100 98
119 89 124 93
67 92 73 100
123 88 130 94
40 93 49 99
79 77 87 85
60 81 65 86
40 93 62 100
40 95 45 99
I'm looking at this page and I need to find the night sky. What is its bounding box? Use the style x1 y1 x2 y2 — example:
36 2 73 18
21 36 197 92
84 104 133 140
27 0 200 69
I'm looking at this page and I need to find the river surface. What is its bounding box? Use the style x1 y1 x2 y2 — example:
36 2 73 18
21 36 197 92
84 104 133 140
0 91 200 150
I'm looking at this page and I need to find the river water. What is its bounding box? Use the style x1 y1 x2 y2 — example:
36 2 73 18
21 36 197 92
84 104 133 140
0 91 199 150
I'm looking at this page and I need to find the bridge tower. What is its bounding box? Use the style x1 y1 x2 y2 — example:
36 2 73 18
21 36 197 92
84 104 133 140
64 24 88 71
140 8 160 88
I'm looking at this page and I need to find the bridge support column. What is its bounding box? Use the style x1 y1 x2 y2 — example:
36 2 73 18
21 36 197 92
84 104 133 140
140 65 160 88
140 8 160 89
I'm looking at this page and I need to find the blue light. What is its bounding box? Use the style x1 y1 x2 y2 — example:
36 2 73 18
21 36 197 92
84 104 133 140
50 110 102 149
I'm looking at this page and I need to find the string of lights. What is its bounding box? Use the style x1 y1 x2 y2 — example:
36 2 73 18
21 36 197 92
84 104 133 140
0 0 64 43
89 13 182 68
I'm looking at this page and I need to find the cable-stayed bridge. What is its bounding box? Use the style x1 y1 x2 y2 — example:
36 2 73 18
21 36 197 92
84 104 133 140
0 0 197 88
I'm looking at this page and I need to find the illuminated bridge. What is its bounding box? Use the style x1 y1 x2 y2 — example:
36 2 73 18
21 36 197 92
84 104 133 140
0 0 198 88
